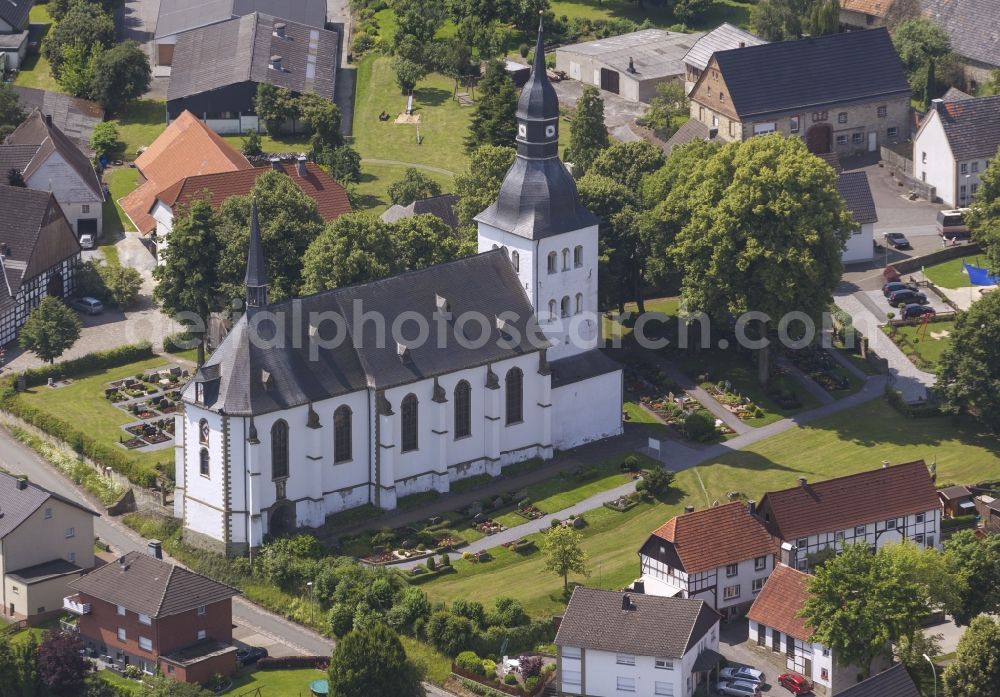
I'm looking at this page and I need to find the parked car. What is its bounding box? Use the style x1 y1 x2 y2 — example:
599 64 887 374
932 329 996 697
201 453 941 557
68 296 103 315
937 208 970 239
236 646 268 666
883 281 917 297
884 232 912 249
901 303 936 319
716 680 762 696
79 233 95 250
778 672 813 694
888 289 928 306
720 666 766 685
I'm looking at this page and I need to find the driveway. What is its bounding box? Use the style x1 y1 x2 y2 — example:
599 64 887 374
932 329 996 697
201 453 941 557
856 287 952 324
551 79 648 142
719 620 786 694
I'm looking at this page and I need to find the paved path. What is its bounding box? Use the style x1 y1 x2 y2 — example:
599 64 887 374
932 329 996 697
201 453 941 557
362 158 456 176
651 356 752 435
834 292 935 403
389 375 888 570
777 358 836 406
823 332 869 382
0 423 335 657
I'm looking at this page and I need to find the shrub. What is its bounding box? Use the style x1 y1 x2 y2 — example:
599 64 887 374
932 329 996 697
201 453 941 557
550 518 560 528
520 655 543 679
640 468 676 498
504 672 518 685
456 650 485 675
426 556 436 570
482 658 497 676
525 675 540 690
426 610 475 656
623 455 640 471
257 655 329 670
163 332 197 354
440 553 451 567
684 410 716 441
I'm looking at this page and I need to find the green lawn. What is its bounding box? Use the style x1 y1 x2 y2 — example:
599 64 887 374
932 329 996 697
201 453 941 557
353 55 472 174
17 357 180 476
422 398 1000 616
353 161 455 214
221 131 312 156
96 667 330 696
551 0 753 29
14 5 60 92
623 401 673 434
111 100 167 160
884 320 955 368
102 166 140 265
922 254 983 288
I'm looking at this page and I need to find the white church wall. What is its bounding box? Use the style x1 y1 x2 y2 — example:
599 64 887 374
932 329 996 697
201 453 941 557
552 369 623 450
477 223 536 303
535 225 599 361
179 405 228 544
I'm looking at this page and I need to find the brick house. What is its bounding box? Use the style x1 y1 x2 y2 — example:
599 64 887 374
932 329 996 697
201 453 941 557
66 548 239 684
688 28 911 156
1 472 97 625
757 461 942 572
637 501 778 620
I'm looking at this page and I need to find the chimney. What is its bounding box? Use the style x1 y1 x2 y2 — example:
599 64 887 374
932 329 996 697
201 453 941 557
747 500 757 515
621 593 634 611
15 475 27 490
147 539 163 559
627 57 636 73
269 157 281 171
882 460 890 469
273 22 286 38
270 55 283 71
739 41 746 48
435 293 450 315
397 341 411 363
798 476 807 487
932 98 944 114
296 155 307 177
683 505 695 514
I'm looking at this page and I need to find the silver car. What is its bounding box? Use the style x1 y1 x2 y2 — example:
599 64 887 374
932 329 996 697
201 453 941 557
69 296 104 315
720 666 765 685
716 680 762 697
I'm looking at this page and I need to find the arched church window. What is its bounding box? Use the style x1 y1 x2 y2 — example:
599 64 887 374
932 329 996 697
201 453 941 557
575 293 583 315
548 299 557 320
561 296 570 318
547 252 557 274
198 419 209 446
401 394 418 452
271 420 289 480
505 368 523 425
562 249 569 270
334 406 352 463
574 246 583 268
454 381 471 439
511 250 519 272
199 448 210 477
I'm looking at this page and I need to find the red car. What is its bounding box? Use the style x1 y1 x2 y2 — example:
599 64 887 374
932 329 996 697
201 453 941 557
778 673 812 694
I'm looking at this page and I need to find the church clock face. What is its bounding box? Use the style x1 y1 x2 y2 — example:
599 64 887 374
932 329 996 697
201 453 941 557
518 124 527 138
545 124 556 138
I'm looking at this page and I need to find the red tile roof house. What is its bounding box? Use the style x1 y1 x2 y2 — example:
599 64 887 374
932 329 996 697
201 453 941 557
757 460 942 573
65 548 239 684
147 156 352 262
747 564 892 695
637 501 779 620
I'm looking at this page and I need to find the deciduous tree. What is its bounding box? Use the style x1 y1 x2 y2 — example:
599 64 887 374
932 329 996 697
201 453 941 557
328 624 423 697
465 61 518 152
568 85 609 177
38 629 88 696
19 297 82 364
42 2 115 79
542 525 589 592
802 544 926 678
942 530 1000 624
454 145 515 230
637 80 687 140
667 136 854 385
588 140 665 192
254 83 299 135
299 94 344 154
388 167 443 205
89 122 121 159
322 145 363 185
965 149 1000 273
942 615 1000 697
91 41 151 115
937 291 1000 432
153 199 223 365
892 18 952 103
392 57 427 94
0 82 25 141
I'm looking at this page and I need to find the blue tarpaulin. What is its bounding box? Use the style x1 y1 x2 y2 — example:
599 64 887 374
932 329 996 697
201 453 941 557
964 263 999 286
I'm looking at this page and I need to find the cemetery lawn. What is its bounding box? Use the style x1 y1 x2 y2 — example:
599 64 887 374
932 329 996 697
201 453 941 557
16 357 179 475
922 253 980 288
420 399 1000 616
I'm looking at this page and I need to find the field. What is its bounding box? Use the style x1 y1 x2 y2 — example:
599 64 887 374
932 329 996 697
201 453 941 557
17 357 180 476
421 398 1000 615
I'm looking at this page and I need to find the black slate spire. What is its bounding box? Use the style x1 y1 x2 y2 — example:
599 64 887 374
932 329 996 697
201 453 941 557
245 202 268 309
473 15 599 240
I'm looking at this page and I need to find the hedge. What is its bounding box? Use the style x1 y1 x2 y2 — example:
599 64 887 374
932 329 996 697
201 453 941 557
467 620 554 658
405 565 457 585
257 655 329 671
942 514 977 530
17 342 154 388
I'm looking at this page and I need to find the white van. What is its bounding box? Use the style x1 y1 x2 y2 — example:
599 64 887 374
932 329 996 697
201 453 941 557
936 208 970 239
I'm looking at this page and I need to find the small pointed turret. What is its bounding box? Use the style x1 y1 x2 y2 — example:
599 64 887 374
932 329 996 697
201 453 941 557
245 202 268 310
515 14 560 159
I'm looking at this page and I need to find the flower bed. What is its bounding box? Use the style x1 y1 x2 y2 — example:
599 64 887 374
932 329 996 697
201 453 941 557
604 495 638 512
121 438 145 449
142 432 171 445
515 504 545 521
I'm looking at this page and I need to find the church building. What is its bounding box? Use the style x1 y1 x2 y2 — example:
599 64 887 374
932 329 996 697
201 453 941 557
174 23 624 555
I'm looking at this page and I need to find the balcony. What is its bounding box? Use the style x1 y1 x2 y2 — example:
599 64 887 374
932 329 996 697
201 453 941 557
63 595 91 615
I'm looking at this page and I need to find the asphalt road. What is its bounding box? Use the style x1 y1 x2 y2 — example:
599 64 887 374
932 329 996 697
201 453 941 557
0 422 334 657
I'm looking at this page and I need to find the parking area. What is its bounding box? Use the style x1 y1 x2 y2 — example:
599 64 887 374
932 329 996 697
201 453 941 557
232 623 302 659
718 620 788 695
856 286 953 324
